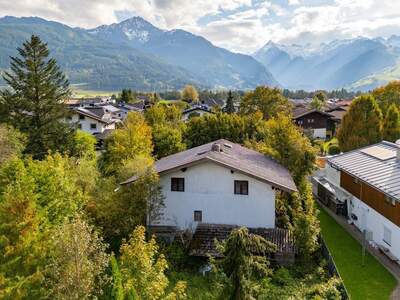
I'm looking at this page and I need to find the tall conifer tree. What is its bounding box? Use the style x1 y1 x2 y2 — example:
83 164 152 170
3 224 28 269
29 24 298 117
0 35 73 158
224 90 235 114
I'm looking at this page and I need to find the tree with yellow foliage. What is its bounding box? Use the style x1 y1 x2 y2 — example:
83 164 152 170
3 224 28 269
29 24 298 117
116 226 186 300
181 85 199 104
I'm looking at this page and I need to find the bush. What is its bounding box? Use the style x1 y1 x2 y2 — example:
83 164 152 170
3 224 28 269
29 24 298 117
328 144 341 155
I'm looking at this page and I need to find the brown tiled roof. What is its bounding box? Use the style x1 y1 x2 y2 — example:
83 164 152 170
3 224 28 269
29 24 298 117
121 139 297 193
189 223 296 257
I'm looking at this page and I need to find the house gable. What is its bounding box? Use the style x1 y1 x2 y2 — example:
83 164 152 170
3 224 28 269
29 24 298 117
156 160 276 229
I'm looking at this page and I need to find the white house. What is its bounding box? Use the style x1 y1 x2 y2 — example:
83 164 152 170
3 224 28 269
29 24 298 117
67 106 120 134
313 141 400 260
122 139 297 230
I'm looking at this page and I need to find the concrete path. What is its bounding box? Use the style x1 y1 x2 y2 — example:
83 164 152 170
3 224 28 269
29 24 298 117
317 201 400 300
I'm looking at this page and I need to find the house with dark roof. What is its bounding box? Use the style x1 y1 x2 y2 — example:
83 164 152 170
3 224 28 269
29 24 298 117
313 140 400 260
292 105 336 139
182 105 213 121
67 106 120 134
122 139 297 262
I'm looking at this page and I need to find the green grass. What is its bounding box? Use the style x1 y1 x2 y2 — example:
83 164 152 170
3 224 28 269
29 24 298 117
70 85 117 98
168 271 221 300
318 207 397 300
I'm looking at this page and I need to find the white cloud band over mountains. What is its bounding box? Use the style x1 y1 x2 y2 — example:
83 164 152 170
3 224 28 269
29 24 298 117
1 0 400 53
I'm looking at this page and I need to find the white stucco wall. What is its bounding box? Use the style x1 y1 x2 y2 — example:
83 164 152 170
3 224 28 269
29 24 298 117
153 161 276 230
68 114 115 134
349 196 400 259
313 128 327 139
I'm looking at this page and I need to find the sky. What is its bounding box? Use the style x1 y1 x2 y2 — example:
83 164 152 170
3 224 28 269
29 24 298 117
1 0 400 53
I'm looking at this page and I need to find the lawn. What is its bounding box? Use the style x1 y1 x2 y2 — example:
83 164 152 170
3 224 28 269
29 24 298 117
318 207 397 300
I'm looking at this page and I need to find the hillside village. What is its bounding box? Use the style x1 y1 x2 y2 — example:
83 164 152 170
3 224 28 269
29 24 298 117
1 32 400 300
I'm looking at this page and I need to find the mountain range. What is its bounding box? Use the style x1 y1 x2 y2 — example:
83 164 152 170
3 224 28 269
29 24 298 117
253 37 400 91
0 16 277 91
1 15 400 92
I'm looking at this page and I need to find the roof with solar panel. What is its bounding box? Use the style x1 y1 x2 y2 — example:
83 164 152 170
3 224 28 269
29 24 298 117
328 141 400 200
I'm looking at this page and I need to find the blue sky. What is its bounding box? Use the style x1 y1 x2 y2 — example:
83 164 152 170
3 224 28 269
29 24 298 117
1 0 400 53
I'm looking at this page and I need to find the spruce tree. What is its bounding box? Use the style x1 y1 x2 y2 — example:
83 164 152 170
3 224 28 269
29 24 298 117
0 35 73 158
382 103 400 142
337 95 382 152
224 90 235 113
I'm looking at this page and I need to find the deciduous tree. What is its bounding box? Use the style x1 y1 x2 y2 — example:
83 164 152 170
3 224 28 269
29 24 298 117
239 86 291 120
0 125 26 164
247 114 317 184
100 112 153 175
337 95 382 152
382 103 400 142
181 85 199 104
118 226 186 300
0 35 73 158
185 112 263 148
373 80 400 110
47 214 109 300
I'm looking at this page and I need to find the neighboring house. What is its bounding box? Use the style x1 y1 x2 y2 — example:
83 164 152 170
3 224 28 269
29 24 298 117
292 105 336 139
122 139 297 262
182 105 213 121
68 106 119 134
325 102 351 125
200 97 224 108
117 103 144 119
313 141 400 260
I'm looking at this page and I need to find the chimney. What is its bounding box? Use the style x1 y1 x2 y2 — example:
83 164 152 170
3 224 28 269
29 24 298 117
397 139 400 161
211 143 222 152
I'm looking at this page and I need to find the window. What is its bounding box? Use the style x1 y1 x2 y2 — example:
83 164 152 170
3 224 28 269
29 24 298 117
79 114 85 120
383 226 392 246
90 123 97 130
194 210 202 222
234 180 248 195
171 178 184 192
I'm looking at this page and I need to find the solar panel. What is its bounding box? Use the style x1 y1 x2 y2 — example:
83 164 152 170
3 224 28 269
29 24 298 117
360 146 396 160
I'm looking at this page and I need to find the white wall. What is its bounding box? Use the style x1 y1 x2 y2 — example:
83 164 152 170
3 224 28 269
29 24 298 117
68 114 115 134
350 196 400 259
313 128 327 139
152 161 276 230
325 165 400 259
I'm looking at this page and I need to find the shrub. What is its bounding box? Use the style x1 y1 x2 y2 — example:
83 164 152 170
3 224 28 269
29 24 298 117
328 144 341 155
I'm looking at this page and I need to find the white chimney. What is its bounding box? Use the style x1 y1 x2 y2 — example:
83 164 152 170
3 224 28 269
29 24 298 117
211 143 222 152
396 139 400 161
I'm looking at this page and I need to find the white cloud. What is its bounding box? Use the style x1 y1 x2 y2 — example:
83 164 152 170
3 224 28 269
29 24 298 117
288 0 300 5
0 0 400 53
